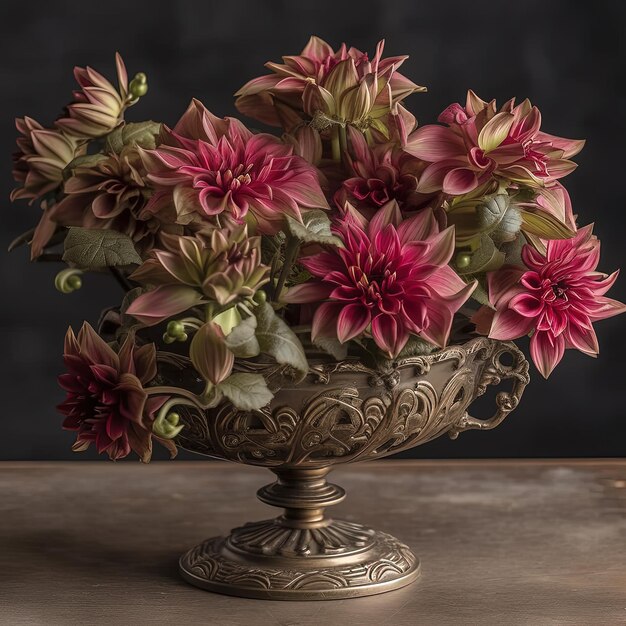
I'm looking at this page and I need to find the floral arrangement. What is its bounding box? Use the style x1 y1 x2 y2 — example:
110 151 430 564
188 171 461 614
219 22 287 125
10 37 624 461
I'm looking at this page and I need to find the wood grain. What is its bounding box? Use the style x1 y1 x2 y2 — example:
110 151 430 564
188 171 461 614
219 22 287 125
1 460 625 625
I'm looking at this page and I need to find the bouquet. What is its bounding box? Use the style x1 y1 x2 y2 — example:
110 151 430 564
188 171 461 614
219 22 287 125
10 37 624 462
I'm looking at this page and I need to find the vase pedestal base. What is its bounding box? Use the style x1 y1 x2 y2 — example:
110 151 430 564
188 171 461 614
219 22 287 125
179 467 419 600
179 519 419 600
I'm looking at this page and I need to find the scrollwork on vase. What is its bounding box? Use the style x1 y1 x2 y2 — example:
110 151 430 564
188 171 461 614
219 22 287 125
171 337 529 466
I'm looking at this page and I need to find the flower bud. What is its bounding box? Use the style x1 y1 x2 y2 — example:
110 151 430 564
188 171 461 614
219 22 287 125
129 72 148 99
455 252 472 269
190 321 234 385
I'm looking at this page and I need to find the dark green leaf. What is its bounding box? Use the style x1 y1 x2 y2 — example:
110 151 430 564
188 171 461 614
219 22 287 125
62 153 108 181
218 373 274 410
285 210 341 246
255 302 309 381
395 336 436 359
313 336 348 360
104 121 162 153
225 316 261 358
63 228 142 268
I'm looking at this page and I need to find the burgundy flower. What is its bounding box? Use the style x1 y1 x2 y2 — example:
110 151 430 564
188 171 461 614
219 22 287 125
140 99 328 235
335 126 429 215
485 225 626 377
284 201 476 356
58 323 175 461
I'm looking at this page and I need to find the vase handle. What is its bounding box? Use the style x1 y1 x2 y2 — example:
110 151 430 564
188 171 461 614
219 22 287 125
449 341 530 439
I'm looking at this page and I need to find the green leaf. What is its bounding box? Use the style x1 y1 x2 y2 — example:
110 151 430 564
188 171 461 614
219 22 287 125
469 279 492 307
218 373 274 410
62 153 108 181
255 302 309 381
285 210 342 246
313 336 348 360
104 121 162 153
225 316 261 358
63 228 142 268
395 336 436 359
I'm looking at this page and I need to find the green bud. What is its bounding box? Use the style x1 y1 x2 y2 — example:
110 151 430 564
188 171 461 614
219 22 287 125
455 252 472 269
67 275 82 290
167 320 185 336
254 289 267 304
129 72 148 99
163 333 176 345
178 332 188 342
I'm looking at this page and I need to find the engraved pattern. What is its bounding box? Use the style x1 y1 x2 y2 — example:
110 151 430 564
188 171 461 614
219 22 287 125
180 530 419 594
174 338 530 466
228 519 375 557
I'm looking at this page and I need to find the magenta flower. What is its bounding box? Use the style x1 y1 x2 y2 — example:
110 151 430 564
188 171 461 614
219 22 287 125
405 90 585 195
58 323 175 461
486 226 626 377
335 126 428 215
140 99 328 234
284 201 475 357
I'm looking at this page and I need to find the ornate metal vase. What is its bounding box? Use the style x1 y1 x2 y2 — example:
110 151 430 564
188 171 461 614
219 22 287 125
172 337 529 600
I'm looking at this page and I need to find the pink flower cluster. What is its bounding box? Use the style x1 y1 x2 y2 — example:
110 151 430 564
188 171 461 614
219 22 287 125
9 39 625 460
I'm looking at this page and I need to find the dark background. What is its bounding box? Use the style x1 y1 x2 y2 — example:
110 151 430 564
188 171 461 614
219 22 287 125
2 1 625 460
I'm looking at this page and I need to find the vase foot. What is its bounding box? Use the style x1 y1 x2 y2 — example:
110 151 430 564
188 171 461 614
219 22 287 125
179 519 419 600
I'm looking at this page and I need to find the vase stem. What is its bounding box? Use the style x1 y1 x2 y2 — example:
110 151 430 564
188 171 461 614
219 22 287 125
257 466 346 529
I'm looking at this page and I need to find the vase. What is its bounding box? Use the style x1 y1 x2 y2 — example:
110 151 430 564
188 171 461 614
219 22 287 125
168 337 529 600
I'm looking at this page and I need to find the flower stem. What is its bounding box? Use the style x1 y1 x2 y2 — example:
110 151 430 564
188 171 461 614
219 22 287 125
109 266 133 292
331 125 341 163
274 236 299 300
338 124 348 164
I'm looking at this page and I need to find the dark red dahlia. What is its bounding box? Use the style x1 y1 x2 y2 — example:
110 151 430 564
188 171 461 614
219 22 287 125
58 322 174 461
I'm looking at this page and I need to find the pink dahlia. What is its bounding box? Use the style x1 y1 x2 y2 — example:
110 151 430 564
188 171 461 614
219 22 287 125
284 201 475 357
235 36 424 131
486 226 625 377
335 127 428 215
140 99 328 234
58 323 175 461
405 90 584 195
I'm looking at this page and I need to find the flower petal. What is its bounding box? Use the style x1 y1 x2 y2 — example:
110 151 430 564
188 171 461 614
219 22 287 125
530 330 565 378
126 286 206 326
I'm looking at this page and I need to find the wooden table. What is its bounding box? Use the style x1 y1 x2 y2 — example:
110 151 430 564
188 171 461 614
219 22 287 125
1 460 625 625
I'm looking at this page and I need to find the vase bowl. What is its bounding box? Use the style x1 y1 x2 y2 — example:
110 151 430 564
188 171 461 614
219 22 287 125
169 337 529 600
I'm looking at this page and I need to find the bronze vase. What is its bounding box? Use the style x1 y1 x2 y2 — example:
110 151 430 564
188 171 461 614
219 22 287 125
168 337 529 600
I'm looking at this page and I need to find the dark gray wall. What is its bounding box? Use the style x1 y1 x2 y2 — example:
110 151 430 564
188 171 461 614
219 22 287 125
2 0 625 460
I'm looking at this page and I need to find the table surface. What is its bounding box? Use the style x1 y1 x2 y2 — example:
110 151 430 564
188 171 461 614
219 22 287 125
1 460 625 625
